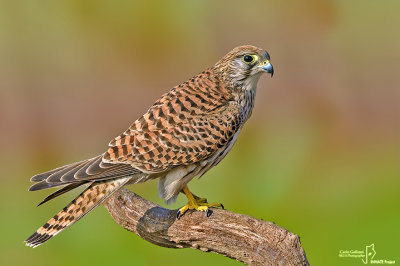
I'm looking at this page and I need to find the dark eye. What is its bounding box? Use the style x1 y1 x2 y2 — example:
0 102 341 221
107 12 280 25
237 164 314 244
242 54 258 64
243 55 253 62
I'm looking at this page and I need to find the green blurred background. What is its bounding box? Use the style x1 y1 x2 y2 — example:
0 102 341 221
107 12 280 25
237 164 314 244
0 1 398 265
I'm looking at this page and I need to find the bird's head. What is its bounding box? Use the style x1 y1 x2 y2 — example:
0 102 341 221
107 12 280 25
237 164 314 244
214 45 274 90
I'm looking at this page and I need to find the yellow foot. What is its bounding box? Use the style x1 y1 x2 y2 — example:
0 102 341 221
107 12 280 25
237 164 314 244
176 186 224 219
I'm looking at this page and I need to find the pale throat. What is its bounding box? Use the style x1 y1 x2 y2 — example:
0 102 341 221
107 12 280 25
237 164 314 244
242 73 262 92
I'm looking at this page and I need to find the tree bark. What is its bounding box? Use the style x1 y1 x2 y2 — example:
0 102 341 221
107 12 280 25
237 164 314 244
103 188 309 265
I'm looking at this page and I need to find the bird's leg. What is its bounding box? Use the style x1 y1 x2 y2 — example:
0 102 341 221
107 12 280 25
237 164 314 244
176 185 224 219
192 194 207 203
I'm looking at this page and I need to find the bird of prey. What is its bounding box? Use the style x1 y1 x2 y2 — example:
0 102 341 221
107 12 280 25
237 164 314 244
25 45 274 247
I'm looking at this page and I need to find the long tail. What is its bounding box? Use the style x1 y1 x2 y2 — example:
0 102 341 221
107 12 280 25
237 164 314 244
25 177 130 247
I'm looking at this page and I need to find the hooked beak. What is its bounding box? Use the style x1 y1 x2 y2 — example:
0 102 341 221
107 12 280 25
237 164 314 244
259 60 274 77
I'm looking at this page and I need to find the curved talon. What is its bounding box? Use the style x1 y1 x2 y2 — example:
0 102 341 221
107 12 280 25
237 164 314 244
176 185 224 220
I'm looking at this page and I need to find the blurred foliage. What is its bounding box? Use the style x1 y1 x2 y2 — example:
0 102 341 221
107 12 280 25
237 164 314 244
0 0 399 265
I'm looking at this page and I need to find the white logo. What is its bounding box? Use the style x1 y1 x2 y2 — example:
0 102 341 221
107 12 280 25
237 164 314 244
338 244 395 264
362 244 376 264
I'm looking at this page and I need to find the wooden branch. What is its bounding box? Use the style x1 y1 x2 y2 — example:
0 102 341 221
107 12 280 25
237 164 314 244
103 188 309 265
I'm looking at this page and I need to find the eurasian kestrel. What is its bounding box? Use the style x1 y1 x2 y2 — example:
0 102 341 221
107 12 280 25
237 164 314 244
25 45 274 247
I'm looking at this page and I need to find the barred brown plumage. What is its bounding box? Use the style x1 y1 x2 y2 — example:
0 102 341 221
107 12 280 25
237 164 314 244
25 45 274 247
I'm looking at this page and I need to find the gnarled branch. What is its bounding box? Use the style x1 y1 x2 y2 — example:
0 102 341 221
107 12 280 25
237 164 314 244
103 188 309 265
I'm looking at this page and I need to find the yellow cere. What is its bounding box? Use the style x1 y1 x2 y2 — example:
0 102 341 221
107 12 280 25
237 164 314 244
259 60 270 66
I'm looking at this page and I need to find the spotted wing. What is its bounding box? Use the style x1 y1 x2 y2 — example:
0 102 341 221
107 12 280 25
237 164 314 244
104 70 240 172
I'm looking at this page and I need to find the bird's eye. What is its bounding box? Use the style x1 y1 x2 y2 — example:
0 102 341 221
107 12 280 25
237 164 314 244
242 54 258 64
